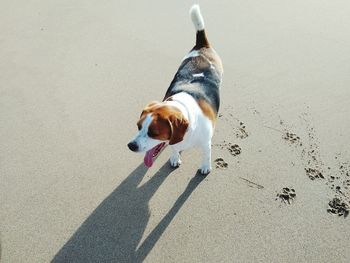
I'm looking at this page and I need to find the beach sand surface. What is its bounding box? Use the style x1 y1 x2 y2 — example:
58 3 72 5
1 0 350 262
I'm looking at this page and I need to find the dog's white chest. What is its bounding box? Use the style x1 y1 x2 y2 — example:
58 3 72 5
169 92 213 151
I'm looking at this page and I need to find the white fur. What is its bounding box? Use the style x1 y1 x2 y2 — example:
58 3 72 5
190 4 205 31
193 73 204 78
166 92 213 174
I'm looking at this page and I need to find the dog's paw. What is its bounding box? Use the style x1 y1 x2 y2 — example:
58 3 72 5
170 154 182 168
199 164 211 175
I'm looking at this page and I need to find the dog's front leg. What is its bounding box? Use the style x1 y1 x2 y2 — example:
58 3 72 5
169 147 182 167
199 141 211 174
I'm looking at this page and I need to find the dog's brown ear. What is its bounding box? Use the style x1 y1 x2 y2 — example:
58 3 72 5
168 112 189 145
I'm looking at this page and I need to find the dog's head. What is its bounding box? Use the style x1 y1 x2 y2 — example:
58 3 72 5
127 101 189 167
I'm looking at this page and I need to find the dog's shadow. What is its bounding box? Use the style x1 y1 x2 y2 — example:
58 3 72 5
53 162 206 262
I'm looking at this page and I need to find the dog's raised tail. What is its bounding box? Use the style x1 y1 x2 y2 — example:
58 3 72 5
190 4 210 49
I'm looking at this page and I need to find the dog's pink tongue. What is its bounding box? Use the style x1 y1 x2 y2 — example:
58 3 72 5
144 147 156 167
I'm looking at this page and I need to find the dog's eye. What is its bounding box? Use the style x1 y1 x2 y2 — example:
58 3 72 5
148 129 159 137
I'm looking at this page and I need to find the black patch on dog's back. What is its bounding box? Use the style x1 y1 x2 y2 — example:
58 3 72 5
164 53 221 113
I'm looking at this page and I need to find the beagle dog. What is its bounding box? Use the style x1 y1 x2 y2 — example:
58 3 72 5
128 5 223 174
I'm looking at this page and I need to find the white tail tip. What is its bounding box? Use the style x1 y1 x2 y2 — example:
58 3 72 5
190 4 205 31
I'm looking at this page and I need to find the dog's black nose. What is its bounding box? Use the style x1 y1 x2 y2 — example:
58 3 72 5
127 141 139 152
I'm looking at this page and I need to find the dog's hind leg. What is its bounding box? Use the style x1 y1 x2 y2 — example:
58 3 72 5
199 141 212 175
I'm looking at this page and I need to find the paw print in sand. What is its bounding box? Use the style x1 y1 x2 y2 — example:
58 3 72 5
327 197 349 218
228 144 241 156
276 187 296 204
283 132 301 145
305 168 324 180
236 122 249 139
214 158 228 169
213 142 242 157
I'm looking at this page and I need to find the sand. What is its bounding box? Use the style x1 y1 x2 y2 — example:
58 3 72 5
1 0 350 262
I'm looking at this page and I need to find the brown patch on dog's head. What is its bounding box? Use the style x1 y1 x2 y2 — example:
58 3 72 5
139 101 159 117
147 113 172 141
137 102 189 144
137 101 159 130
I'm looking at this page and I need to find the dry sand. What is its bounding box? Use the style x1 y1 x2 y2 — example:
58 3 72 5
1 0 350 262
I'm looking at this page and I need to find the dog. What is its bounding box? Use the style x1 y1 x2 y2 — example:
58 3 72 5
127 5 223 174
